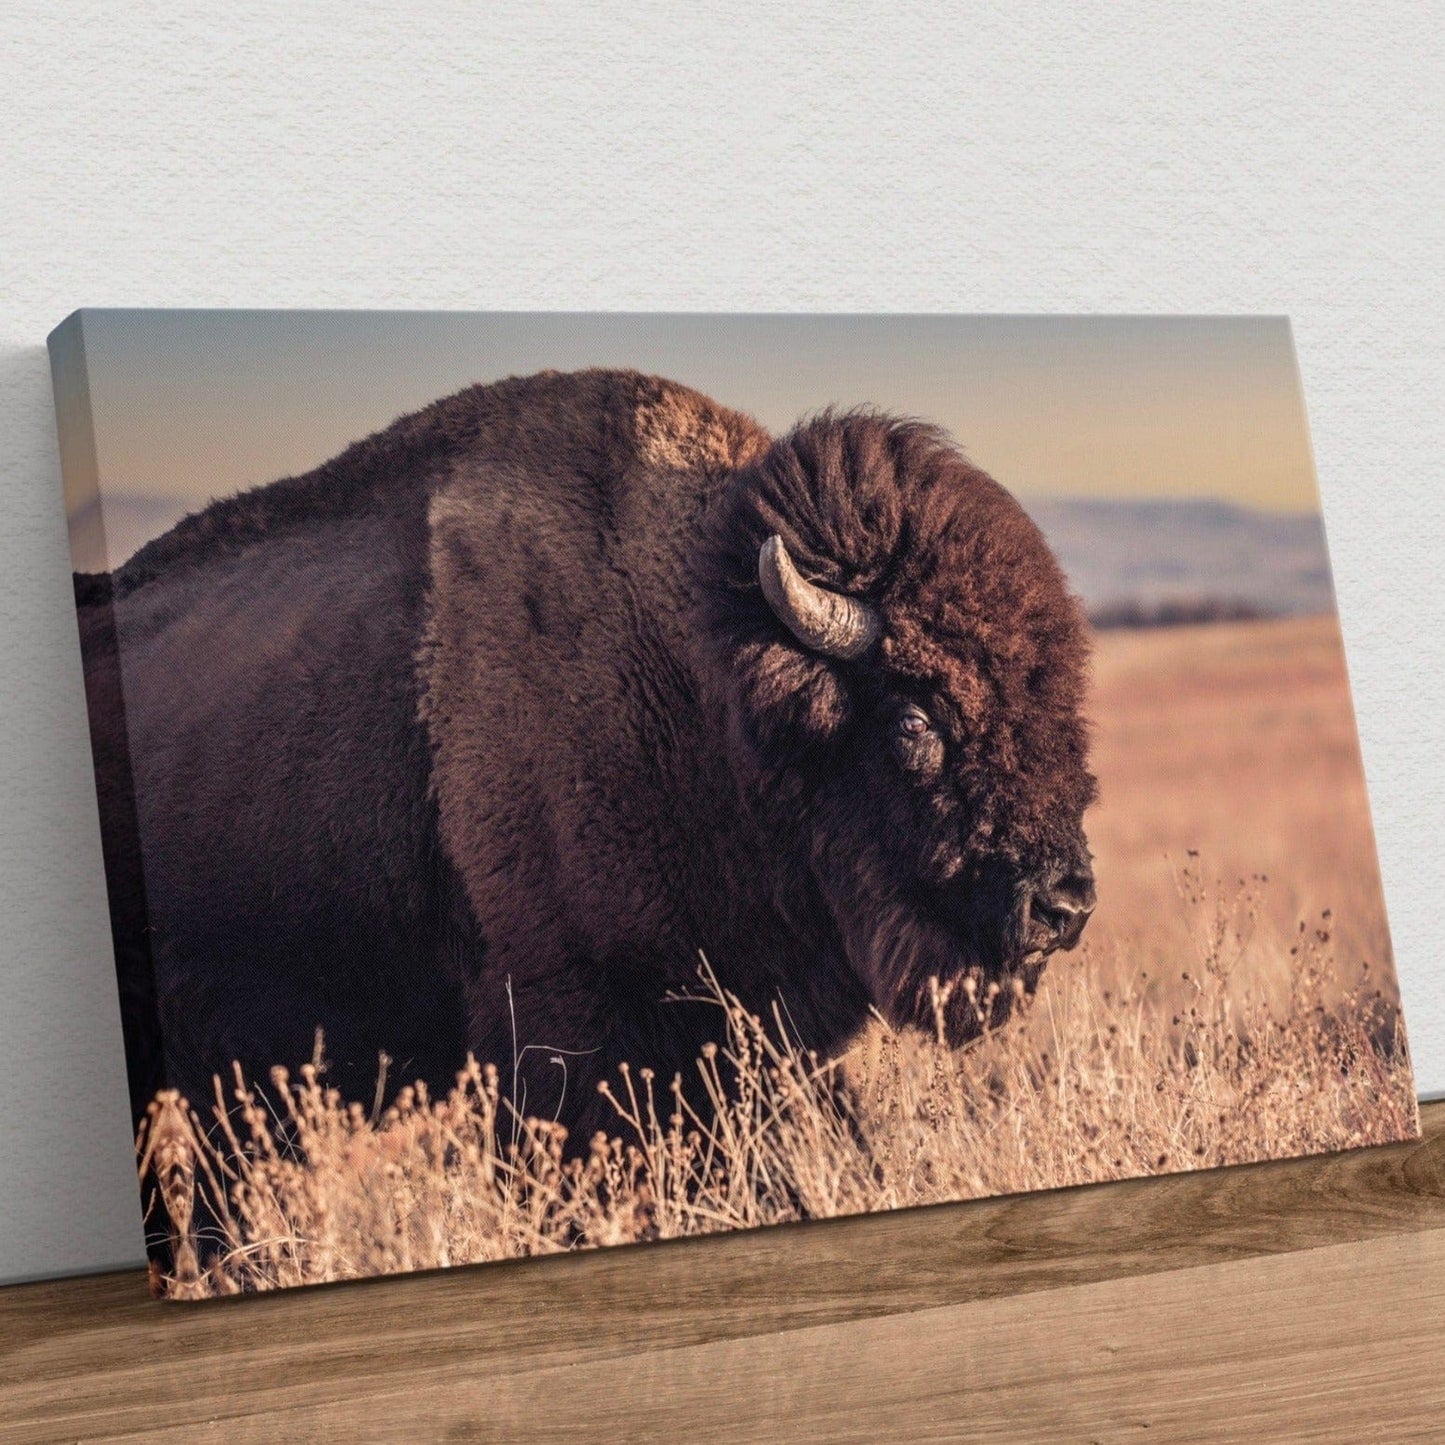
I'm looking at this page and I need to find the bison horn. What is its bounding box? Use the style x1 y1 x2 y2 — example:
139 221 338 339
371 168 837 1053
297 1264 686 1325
758 534 881 661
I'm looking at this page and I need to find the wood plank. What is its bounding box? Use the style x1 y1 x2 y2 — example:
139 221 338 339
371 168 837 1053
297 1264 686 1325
3 1102 1443 1443
121 1229 1445 1444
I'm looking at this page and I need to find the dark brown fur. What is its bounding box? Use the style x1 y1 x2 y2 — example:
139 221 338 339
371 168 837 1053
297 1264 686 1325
78 368 1094 1151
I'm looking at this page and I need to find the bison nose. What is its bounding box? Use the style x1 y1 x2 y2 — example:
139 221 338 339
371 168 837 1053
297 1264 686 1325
1028 873 1096 952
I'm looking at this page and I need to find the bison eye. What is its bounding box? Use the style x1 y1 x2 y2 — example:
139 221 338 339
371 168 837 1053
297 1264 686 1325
897 705 933 739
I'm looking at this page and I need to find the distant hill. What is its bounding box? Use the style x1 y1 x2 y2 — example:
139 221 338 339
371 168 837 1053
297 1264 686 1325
67 494 191 576
1021 498 1335 626
71 492 1337 630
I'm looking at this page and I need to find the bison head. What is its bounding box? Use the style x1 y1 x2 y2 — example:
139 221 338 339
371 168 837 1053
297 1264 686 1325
697 410 1097 1047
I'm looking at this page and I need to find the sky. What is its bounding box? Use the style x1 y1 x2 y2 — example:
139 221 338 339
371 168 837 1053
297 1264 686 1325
54 312 1321 573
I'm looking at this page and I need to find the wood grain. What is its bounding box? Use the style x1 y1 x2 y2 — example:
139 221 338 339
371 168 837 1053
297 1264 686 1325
4 1102 1444 1442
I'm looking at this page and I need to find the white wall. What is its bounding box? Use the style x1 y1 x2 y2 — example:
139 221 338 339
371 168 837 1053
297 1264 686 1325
2 2 1441 1284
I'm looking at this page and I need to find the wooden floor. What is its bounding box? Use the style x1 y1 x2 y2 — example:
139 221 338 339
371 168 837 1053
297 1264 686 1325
4 1103 1445 1443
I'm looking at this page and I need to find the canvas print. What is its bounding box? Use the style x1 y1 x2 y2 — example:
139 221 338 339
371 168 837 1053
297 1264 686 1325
49 312 1416 1299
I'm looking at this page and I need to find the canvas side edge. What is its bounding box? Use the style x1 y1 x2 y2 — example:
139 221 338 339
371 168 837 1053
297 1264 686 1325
1280 318 1422 1108
47 314 173 1294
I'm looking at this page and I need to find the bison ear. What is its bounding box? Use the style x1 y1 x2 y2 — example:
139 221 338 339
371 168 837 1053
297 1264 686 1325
758 535 881 661
730 639 852 759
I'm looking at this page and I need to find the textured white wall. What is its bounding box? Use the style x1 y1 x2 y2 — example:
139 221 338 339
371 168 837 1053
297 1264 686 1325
1 3 1441 1284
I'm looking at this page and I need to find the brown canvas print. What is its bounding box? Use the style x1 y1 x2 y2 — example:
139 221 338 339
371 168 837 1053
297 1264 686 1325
48 312 1417 1299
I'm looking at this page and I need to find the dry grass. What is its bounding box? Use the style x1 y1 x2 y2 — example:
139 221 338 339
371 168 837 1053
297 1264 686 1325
136 618 1420 1298
139 865 1415 1299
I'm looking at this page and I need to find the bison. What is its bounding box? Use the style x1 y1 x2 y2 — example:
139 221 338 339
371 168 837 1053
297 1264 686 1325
77 368 1097 1148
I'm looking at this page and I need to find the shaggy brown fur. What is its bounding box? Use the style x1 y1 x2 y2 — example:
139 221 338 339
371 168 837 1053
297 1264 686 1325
77 368 1095 1154
696 410 1097 1046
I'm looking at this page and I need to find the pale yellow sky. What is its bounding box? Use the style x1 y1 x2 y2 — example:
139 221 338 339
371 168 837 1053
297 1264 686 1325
59 313 1321 570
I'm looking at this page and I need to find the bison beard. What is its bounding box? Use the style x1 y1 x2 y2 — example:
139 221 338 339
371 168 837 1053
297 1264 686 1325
78 368 1096 1161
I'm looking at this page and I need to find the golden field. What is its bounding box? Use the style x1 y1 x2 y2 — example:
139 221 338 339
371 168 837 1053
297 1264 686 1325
1087 614 1393 980
139 615 1417 1297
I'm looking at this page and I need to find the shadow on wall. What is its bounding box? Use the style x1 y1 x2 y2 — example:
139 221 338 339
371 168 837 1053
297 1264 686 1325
0 344 143 1284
